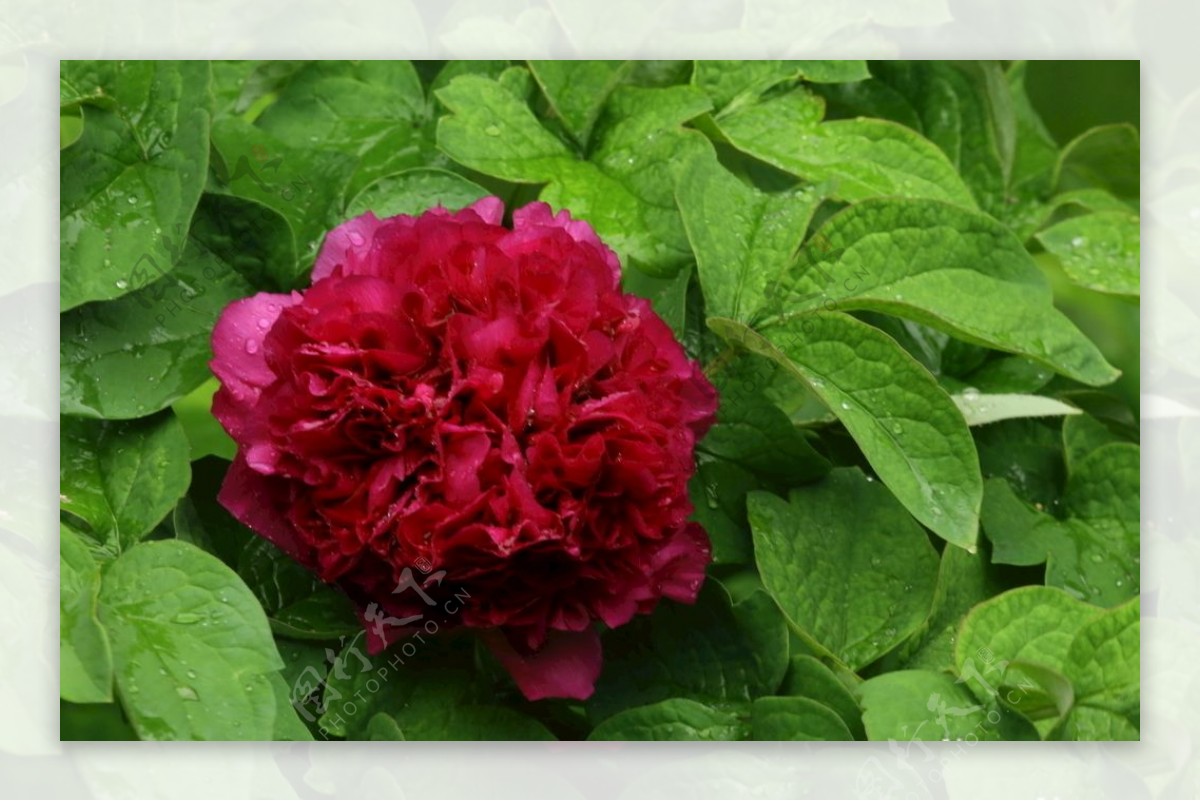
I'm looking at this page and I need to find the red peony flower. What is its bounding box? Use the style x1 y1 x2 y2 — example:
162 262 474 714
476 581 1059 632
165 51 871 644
210 198 717 701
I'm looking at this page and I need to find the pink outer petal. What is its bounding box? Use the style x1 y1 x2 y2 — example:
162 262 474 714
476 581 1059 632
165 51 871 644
312 211 384 282
466 196 504 225
209 290 298 436
217 454 304 562
483 627 603 701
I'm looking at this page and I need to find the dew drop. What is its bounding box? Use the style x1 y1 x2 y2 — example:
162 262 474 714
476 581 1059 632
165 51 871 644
244 338 259 355
127 195 138 205
891 423 902 434
703 483 720 509
348 231 366 246
256 318 271 331
1115 579 1124 587
114 279 129 290
931 506 943 516
173 612 202 624
176 686 199 701
840 402 850 410
1090 552 1104 563
1071 236 1086 247
484 125 501 136
186 669 197 679
962 387 980 402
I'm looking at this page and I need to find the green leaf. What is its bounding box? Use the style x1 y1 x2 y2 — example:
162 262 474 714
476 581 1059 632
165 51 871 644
771 199 1119 386
1054 124 1139 199
980 478 1059 566
172 378 236 461
716 88 976 207
268 672 315 741
692 60 869 113
952 392 1080 427
752 696 854 740
620 262 691 338
954 586 1100 704
235 538 360 641
589 698 746 741
676 152 821 322
60 522 113 702
962 357 1054 394
698 391 830 485
319 635 554 740
688 459 761 564
98 540 284 740
60 106 84 150
60 701 137 741
60 200 257 420
778 655 864 739
209 116 355 282
974 418 1066 509
711 315 982 549
1062 414 1124 473
858 670 1035 741
60 411 191 552
528 60 631 147
747 469 940 669
346 168 488 219
588 583 789 723
1052 706 1138 741
1036 211 1139 297
437 74 713 276
1047 443 1140 606
60 61 211 310
255 61 436 198
897 544 1008 672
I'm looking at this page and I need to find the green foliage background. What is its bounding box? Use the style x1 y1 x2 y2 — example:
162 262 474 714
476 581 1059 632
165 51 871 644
59 60 1140 742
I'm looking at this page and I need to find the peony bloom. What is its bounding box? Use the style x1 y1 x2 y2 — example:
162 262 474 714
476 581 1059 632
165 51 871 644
211 198 717 701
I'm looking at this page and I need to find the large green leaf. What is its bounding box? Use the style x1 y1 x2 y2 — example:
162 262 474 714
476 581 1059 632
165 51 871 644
1053 124 1139 199
437 74 713 276
710 315 982 549
692 60 869 113
61 61 212 310
716 88 976 207
588 582 789 723
98 540 285 740
527 60 630 147
60 199 257 420
60 411 191 553
1060 597 1139 715
778 655 864 739
208 116 356 282
236 538 360 641
954 586 1100 704
60 522 113 703
676 152 821 322
895 544 1008 673
588 698 746 741
751 696 854 741
345 168 488 219
1036 210 1139 297
768 199 1118 386
747 469 940 669
858 670 1035 741
688 459 761 565
255 61 436 198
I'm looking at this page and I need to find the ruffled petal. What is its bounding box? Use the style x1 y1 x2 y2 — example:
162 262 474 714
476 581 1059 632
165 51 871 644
209 290 297 437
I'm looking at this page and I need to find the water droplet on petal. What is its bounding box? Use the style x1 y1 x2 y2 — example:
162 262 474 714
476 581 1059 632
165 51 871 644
244 339 259 355
256 318 271 331
348 231 365 246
